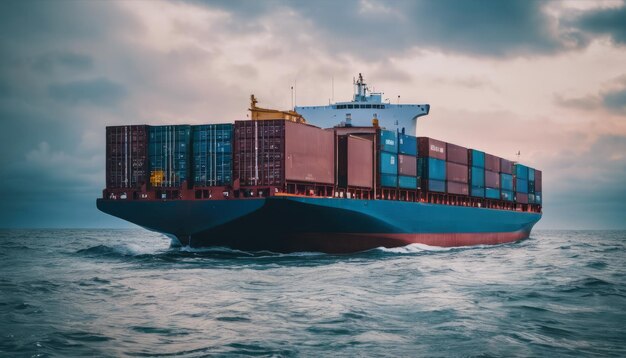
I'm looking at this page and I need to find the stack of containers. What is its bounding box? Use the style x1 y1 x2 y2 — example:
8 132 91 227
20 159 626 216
534 170 542 205
336 135 374 189
469 150 485 197
149 125 191 187
417 137 446 193
514 164 529 204
191 124 233 187
484 153 501 199
105 125 149 189
500 158 514 201
379 129 398 188
446 143 469 195
233 120 334 187
397 133 418 189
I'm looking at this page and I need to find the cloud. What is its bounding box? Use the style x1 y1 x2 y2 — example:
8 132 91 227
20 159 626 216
48 78 127 106
553 94 601 110
574 3 626 46
602 88 626 114
554 74 626 115
32 52 93 74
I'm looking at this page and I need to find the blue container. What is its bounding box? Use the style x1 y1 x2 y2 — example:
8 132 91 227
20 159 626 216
516 178 528 194
515 164 528 180
427 157 446 181
528 180 535 193
528 167 535 181
426 179 446 193
398 175 417 189
398 134 417 156
528 193 535 204
149 125 191 187
380 174 398 188
379 130 398 153
501 173 513 191
192 124 233 186
535 192 542 204
501 190 514 201
471 166 484 187
485 187 500 199
379 152 397 175
471 186 485 198
470 149 485 168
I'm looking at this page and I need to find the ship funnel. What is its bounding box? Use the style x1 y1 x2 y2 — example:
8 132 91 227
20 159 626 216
372 113 379 127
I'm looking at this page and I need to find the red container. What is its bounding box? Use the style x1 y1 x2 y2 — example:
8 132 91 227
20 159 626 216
500 158 514 174
418 137 446 160
234 120 335 186
337 135 374 189
398 154 417 176
446 143 468 165
485 170 500 189
446 162 468 183
485 153 501 172
106 125 149 189
535 170 542 191
447 181 469 195
516 192 529 204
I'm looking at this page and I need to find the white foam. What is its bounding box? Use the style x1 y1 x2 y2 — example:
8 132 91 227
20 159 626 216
375 243 453 254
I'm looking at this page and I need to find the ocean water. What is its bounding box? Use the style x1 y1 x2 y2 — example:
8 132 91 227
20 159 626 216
0 230 625 357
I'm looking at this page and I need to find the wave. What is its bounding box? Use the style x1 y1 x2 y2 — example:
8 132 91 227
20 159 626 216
76 244 161 258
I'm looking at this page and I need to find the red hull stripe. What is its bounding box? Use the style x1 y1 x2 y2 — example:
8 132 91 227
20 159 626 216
293 231 529 253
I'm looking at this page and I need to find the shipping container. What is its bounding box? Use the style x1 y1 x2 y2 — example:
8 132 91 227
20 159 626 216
398 133 417 156
149 125 191 187
446 143 468 165
380 152 398 175
528 180 535 193
422 179 445 193
418 157 446 181
446 162 468 183
501 173 513 191
106 125 149 189
516 178 528 194
485 170 500 189
379 129 397 153
469 149 485 168
380 174 398 188
398 154 417 176
516 192 529 204
501 190 514 201
485 187 500 199
528 167 535 181
337 135 374 189
192 124 233 186
500 158 514 174
470 166 484 187
471 186 485 198
447 181 468 195
398 175 418 189
535 192 542 204
535 170 542 191
234 120 334 186
515 164 528 180
418 137 446 161
528 193 535 204
485 153 501 172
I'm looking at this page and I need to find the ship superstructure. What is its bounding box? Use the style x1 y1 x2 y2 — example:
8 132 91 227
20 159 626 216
295 74 430 134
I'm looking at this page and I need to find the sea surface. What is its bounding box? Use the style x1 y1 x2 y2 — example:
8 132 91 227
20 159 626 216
0 230 625 357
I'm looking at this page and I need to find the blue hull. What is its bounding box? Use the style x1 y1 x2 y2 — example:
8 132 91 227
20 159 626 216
97 197 541 253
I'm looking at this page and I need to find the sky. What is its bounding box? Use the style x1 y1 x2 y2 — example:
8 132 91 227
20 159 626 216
0 0 625 229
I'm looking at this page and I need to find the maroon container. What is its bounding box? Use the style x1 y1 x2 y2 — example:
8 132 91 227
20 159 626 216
535 170 542 191
398 154 417 176
485 153 501 172
516 192 529 204
446 143 468 165
500 158 514 174
234 120 335 186
337 135 374 189
485 170 500 189
446 162 468 183
447 181 469 195
418 137 446 160
106 125 149 189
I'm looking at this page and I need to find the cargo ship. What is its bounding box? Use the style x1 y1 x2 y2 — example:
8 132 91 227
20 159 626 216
97 75 542 253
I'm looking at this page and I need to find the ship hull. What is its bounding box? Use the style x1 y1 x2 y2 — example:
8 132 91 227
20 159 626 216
97 197 541 253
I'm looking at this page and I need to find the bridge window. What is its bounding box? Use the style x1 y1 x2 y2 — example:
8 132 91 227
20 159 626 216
366 104 372 108
347 105 354 109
